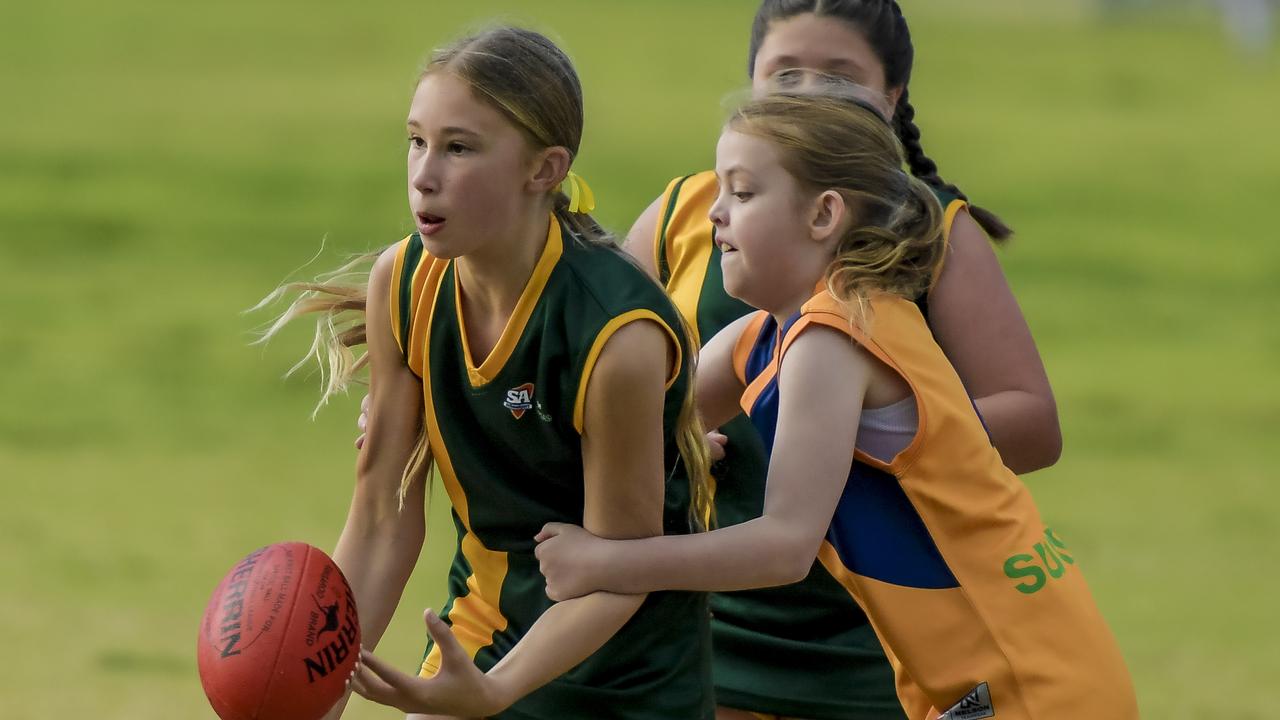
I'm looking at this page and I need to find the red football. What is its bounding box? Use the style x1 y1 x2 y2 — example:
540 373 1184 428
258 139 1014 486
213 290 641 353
197 543 360 720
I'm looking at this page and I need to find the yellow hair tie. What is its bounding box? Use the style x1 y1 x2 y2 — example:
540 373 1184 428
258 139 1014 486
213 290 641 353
561 170 596 214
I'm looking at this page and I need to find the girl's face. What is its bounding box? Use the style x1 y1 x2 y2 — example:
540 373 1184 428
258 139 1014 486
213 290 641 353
406 72 537 259
709 129 828 314
751 13 899 117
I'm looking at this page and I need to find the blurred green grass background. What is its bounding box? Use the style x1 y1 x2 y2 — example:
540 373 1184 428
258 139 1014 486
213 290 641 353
1 1 1276 717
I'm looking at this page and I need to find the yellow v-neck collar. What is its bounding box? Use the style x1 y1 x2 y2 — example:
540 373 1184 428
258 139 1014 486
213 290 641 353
455 215 564 387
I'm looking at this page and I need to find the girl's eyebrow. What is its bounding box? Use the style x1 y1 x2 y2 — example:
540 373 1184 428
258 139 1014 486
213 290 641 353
440 126 482 139
716 166 747 182
825 57 866 74
404 120 482 140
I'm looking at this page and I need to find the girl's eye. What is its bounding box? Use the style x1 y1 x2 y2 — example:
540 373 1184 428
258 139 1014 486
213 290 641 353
732 191 754 202
408 136 425 149
447 142 470 155
774 68 805 88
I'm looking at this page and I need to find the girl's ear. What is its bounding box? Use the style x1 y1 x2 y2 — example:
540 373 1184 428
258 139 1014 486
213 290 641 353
809 190 848 246
527 146 572 194
884 84 904 120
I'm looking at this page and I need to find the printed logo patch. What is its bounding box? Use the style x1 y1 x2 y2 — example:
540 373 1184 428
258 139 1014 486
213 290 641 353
937 682 995 720
1002 527 1075 595
311 594 340 639
504 383 535 419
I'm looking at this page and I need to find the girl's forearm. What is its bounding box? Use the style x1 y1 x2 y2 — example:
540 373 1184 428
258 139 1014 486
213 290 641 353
485 591 647 711
973 389 1061 474
332 503 425 651
595 516 814 594
318 517 422 720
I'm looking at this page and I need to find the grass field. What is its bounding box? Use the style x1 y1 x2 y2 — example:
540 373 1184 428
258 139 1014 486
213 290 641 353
1 1 1276 718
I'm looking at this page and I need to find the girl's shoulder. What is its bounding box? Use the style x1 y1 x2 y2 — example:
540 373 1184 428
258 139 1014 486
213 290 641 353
654 170 718 284
384 233 450 363
557 233 679 321
658 169 717 214
784 290 933 371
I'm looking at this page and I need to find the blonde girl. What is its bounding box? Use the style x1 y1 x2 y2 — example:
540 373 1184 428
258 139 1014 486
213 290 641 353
536 88 1137 720
270 26 714 720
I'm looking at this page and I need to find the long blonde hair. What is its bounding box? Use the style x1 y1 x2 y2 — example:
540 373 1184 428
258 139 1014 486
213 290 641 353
257 26 712 525
727 85 945 328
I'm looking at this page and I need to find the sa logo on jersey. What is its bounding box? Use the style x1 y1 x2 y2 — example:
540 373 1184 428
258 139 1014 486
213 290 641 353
504 383 535 419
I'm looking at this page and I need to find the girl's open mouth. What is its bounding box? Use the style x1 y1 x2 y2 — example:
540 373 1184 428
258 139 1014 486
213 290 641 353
416 212 447 236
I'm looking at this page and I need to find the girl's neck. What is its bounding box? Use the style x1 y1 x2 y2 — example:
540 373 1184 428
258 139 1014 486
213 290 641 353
767 273 827 329
454 206 552 318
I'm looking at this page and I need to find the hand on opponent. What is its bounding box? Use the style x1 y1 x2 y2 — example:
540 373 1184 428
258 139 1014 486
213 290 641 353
534 523 615 602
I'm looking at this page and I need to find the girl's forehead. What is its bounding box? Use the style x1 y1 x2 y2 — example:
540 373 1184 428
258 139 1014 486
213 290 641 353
756 14 880 70
410 74 468 111
716 130 780 169
408 73 500 128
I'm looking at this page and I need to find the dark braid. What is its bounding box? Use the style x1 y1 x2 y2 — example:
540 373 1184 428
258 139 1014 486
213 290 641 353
749 0 1013 241
893 89 1011 240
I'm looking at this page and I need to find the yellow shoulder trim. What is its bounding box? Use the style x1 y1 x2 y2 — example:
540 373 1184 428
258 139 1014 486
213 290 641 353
942 198 968 243
789 291 885 366
405 258 448 378
933 199 969 287
654 175 686 279
788 292 935 475
388 237 412 356
662 171 718 335
573 309 682 434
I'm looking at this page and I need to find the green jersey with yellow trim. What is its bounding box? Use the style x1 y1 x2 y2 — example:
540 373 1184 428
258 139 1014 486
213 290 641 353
655 171 965 720
390 216 712 720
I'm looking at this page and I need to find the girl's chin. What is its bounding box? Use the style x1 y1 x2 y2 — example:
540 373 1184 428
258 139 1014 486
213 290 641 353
420 235 466 260
721 275 757 308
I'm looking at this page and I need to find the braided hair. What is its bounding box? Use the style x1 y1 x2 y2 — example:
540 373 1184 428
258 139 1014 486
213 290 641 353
748 0 1012 240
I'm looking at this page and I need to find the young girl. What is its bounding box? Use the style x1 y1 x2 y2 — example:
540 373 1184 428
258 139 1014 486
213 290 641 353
268 27 714 720
535 89 1138 720
619 3 1062 718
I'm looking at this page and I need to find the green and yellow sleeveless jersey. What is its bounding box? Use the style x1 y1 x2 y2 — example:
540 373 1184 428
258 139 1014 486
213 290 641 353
390 215 713 720
655 171 966 720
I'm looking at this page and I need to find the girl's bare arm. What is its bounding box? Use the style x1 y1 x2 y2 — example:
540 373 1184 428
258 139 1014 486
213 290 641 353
928 210 1061 473
538 325 869 597
332 247 430 650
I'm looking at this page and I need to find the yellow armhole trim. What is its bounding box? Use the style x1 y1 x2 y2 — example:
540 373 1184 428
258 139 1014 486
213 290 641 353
781 311 883 372
388 238 411 356
740 361 777 417
933 199 968 287
942 198 967 243
731 312 768 387
783 302 930 475
654 176 683 281
737 312 778 416
926 198 962 288
667 237 712 348
573 309 682 434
